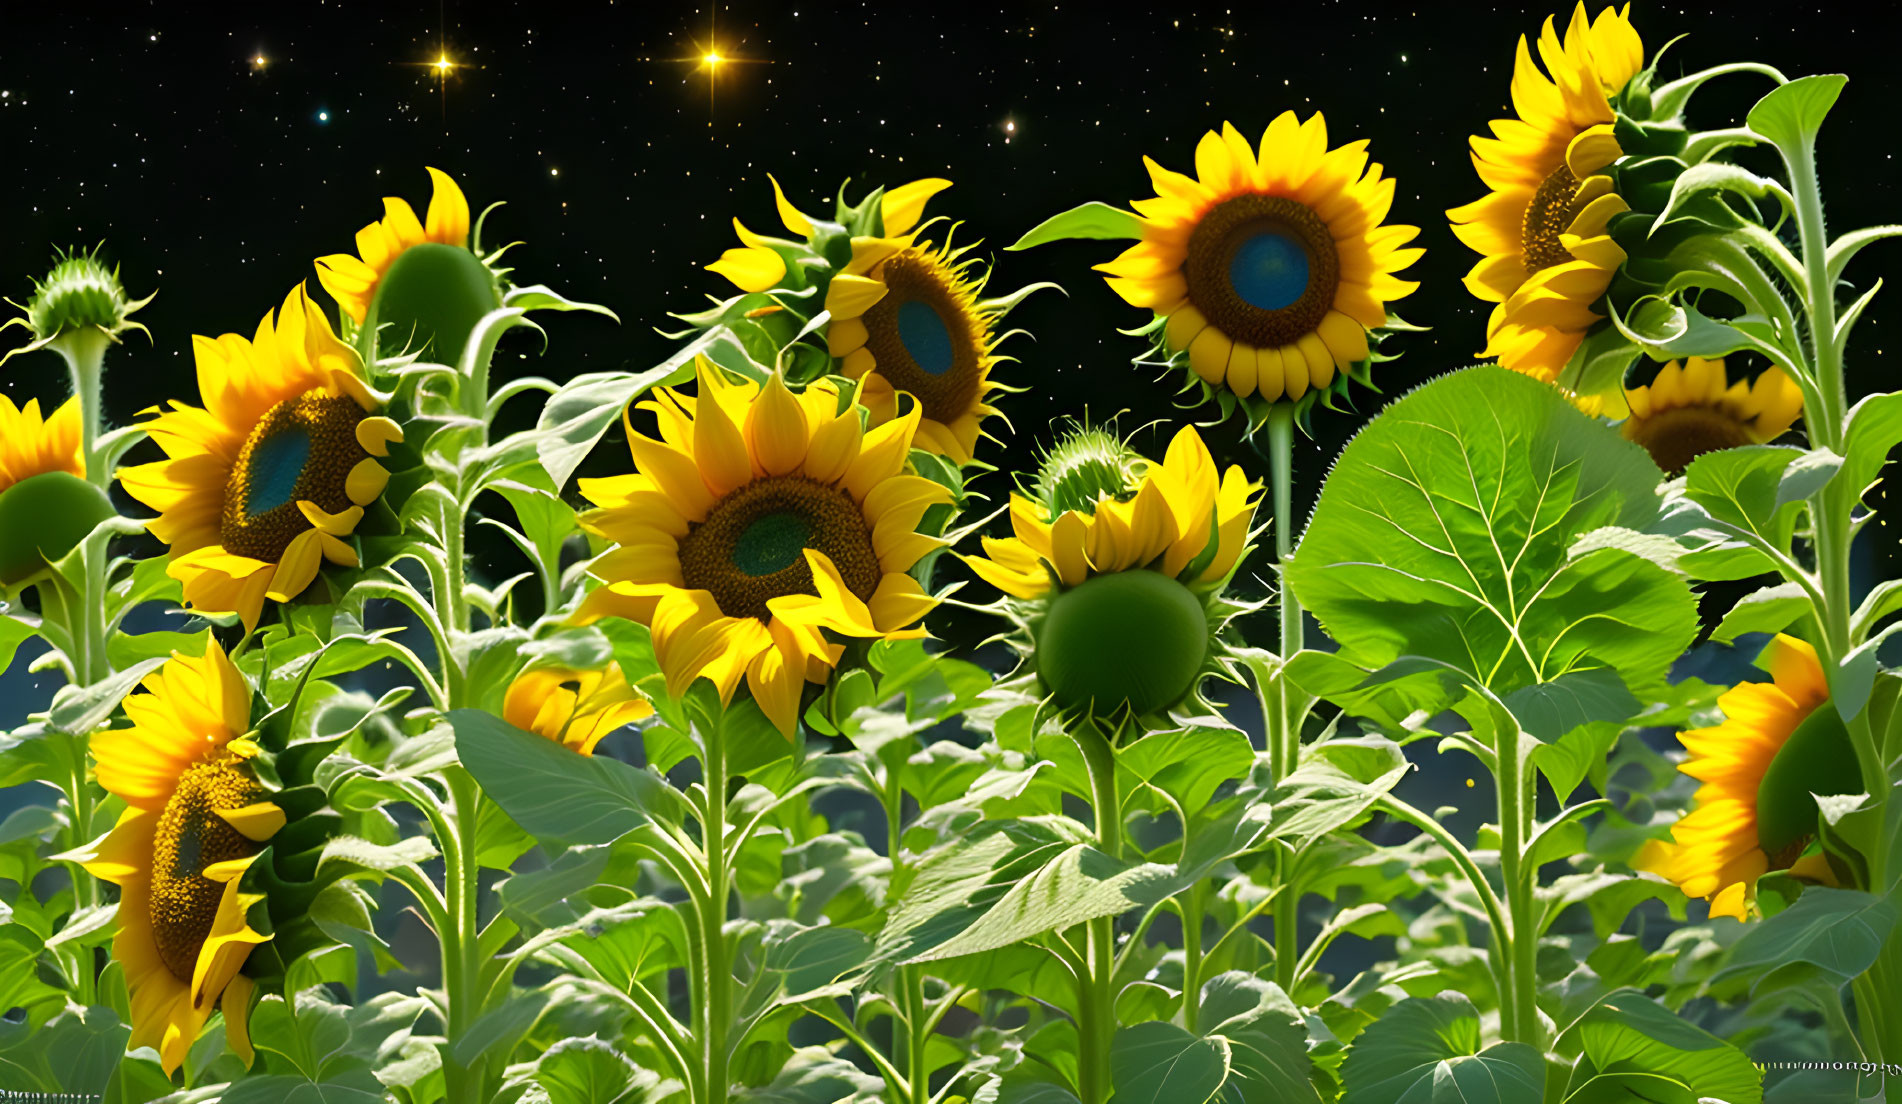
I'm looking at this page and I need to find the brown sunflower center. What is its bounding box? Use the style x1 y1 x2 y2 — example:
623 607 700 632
858 250 984 424
221 391 369 563
1181 194 1339 350
677 475 881 621
150 758 266 984
1625 406 1756 475
1523 166 1581 273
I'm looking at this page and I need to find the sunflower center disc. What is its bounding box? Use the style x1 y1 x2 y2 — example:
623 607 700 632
150 758 265 983
1183 194 1339 350
734 511 813 576
1229 231 1310 311
1522 165 1581 273
1036 569 1208 716
677 475 882 621
896 300 956 376
859 250 982 422
1626 406 1756 475
222 391 369 563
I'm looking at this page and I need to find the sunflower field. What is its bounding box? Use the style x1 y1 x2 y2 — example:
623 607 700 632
3 5 1901 1103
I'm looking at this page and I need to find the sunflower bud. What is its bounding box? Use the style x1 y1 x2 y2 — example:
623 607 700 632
2 245 153 358
1030 422 1148 517
367 241 500 369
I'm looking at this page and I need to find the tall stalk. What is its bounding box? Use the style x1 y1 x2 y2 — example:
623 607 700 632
1074 721 1120 1104
698 720 733 1104
1264 403 1304 994
51 327 111 488
1494 711 1540 1047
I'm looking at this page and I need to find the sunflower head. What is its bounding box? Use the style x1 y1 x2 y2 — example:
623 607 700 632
119 284 406 630
696 176 1049 467
315 167 502 365
1637 634 1854 920
504 660 654 755
79 638 346 1073
573 359 949 736
0 395 116 585
1448 4 1773 403
1 244 154 365
963 424 1261 723
1621 357 1803 474
1016 112 1420 431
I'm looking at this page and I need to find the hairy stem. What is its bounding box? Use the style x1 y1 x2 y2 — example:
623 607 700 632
1495 712 1540 1048
1075 722 1120 1104
53 328 111 488
701 721 732 1104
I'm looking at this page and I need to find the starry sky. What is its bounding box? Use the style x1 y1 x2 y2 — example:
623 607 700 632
1 0 1897 650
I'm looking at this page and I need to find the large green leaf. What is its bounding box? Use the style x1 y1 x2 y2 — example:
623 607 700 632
1007 201 1145 250
1287 366 1695 715
1567 991 1762 1104
1711 886 1898 995
532 1036 664 1104
1746 74 1847 152
1110 1021 1231 1104
1338 991 1541 1104
908 841 1175 962
0 614 33 677
450 707 675 845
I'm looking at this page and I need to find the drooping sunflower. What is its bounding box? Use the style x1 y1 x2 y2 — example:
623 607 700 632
574 358 947 736
1637 634 1852 920
0 394 115 583
1448 4 1644 383
82 639 279 1073
963 424 1258 718
706 176 1013 465
314 166 472 326
120 285 404 629
504 660 654 755
1621 357 1803 474
1087 112 1421 423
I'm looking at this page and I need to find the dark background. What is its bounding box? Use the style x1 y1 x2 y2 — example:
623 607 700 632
1 0 1899 1020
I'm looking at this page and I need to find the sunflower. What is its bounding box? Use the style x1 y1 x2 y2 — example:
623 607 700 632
0 395 82 490
574 358 946 736
1621 357 1803 474
1092 112 1420 420
707 177 1008 465
1637 634 1851 920
1448 4 1644 383
81 639 279 1073
119 285 404 629
504 660 654 755
314 167 471 325
963 425 1258 717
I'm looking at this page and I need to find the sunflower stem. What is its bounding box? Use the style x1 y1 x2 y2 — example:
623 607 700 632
1786 119 1900 1064
50 327 111 489
439 767 491 1102
886 759 928 1104
699 712 733 1104
1264 403 1306 998
1074 719 1120 1104
1495 704 1542 1048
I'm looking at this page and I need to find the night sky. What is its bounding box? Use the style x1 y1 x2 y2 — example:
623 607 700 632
2 0 1898 677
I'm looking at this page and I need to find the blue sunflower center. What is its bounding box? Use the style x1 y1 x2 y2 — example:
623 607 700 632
244 426 311 517
896 300 956 376
1229 231 1310 311
150 758 265 983
733 511 813 577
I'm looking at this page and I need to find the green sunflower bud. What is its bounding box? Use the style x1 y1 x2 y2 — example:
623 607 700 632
1032 423 1147 517
1035 569 1209 717
1756 705 1860 859
4 245 153 350
365 241 500 369
0 471 117 585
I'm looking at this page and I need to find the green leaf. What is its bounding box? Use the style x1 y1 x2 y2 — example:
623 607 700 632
1338 992 1541 1104
47 657 168 735
1681 444 1811 552
450 707 670 845
909 842 1175 962
1827 225 1902 287
1109 1021 1230 1104
1842 390 1902 503
1505 668 1641 745
1568 991 1762 1104
504 283 622 321
533 326 738 490
0 614 33 677
1287 365 1694 713
532 1035 663 1104
733 1048 885 1103
1712 886 1897 995
1610 295 1769 361
1715 581 1815 644
1649 163 1784 236
1007 201 1144 250
1562 1071 1698 1104
1746 74 1848 151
